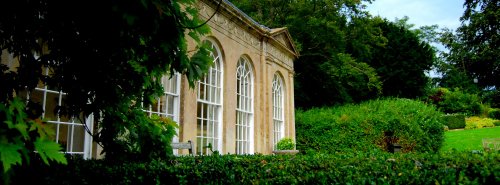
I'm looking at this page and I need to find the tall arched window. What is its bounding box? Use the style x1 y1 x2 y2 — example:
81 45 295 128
144 73 181 122
196 40 223 155
235 57 254 154
143 73 181 150
272 73 285 150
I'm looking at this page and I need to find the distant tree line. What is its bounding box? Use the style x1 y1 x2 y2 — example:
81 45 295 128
232 0 499 108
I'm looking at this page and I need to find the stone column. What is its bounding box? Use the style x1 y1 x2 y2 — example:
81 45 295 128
288 72 296 146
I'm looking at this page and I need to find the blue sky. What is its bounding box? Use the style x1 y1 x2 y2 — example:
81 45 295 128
364 0 465 31
364 0 466 77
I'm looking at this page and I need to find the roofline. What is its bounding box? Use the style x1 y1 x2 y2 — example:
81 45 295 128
222 0 271 32
201 0 299 58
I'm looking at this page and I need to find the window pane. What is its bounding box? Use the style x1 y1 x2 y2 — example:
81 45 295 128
235 58 254 154
272 74 285 150
196 40 223 155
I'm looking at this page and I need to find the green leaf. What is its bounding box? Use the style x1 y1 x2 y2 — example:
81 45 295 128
33 138 67 165
0 143 23 173
14 121 29 140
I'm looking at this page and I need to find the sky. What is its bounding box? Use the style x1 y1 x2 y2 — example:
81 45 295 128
364 0 467 77
364 0 465 31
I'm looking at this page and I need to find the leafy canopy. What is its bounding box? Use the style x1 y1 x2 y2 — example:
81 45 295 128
233 0 437 108
438 0 499 90
0 0 212 169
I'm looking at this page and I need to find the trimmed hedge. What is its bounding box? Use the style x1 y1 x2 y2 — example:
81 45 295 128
296 98 444 153
442 114 466 129
10 151 500 184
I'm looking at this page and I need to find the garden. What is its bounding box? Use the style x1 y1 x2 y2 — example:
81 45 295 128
2 0 500 184
7 98 500 184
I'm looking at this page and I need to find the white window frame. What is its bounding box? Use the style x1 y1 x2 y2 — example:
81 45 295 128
235 57 254 154
196 40 223 155
29 66 93 159
272 73 285 150
143 73 181 121
142 73 182 154
3 52 93 158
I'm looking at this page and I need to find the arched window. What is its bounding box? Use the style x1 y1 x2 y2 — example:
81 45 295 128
235 57 254 154
272 73 285 150
196 40 223 155
143 73 181 149
144 73 181 122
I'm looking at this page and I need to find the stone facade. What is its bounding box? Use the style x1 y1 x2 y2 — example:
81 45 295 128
179 0 298 155
0 0 298 157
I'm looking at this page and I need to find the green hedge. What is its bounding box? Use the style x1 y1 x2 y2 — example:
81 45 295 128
9 152 499 184
296 98 444 153
442 114 466 129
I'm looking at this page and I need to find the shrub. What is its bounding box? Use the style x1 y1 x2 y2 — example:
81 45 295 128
482 90 500 108
438 88 482 116
10 151 500 184
488 109 500 120
441 114 466 129
494 121 500 126
276 138 295 150
296 98 444 154
465 117 496 129
426 87 449 104
480 104 492 118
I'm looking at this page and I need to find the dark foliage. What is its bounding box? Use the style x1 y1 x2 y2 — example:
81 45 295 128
10 151 500 184
0 0 210 163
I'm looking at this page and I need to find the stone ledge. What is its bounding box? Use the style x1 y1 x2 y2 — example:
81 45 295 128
272 150 299 155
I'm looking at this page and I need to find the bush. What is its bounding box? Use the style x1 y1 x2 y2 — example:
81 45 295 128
296 98 444 154
494 121 500 127
10 151 500 184
465 117 496 129
488 109 500 120
482 90 500 108
437 88 482 116
276 138 295 150
441 114 466 129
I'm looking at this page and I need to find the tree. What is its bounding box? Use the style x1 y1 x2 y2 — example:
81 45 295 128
440 0 499 90
234 0 438 107
234 0 382 108
0 0 211 172
367 18 436 98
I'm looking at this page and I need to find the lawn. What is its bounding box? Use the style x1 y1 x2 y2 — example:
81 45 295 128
441 126 500 151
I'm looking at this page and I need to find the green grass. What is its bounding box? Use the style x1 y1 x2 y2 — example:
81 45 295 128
441 126 500 151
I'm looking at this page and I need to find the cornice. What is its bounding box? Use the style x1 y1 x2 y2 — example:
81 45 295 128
200 0 299 59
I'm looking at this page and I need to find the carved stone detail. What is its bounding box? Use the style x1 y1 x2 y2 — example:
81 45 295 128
198 1 293 71
267 43 293 70
198 2 261 50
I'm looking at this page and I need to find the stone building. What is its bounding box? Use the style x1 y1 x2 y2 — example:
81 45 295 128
0 0 298 157
181 0 298 155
